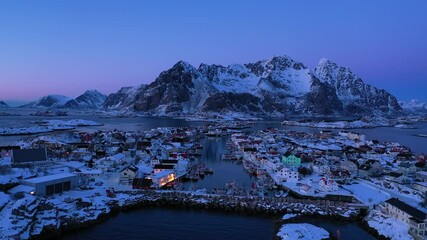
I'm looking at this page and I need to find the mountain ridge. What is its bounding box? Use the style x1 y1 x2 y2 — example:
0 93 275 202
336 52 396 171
104 55 402 116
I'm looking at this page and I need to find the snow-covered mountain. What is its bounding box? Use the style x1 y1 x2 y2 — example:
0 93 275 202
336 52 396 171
399 99 427 114
0 101 9 108
63 90 106 109
21 95 71 108
103 86 144 109
22 90 107 109
314 59 401 115
104 55 402 116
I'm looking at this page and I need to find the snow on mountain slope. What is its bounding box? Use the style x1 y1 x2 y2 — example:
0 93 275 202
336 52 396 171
198 63 259 94
314 59 401 115
399 99 427 114
103 86 141 109
63 90 106 109
105 55 403 116
21 95 71 108
0 101 9 108
246 56 312 97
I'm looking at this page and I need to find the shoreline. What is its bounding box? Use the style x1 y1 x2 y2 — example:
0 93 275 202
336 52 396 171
28 190 374 240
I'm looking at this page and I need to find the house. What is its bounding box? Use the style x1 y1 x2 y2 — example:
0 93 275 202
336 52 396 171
161 159 178 167
385 172 412 184
318 177 339 192
274 166 299 183
12 148 51 167
413 182 427 193
282 153 301 167
132 178 153 189
340 160 358 176
338 131 366 141
312 164 330 175
416 171 427 182
21 173 77 196
381 198 427 240
120 164 139 184
398 162 417 176
358 160 382 178
150 157 160 167
74 168 102 185
146 170 176 188
153 164 175 174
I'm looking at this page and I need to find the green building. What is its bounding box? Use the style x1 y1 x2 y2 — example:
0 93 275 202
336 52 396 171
282 154 301 167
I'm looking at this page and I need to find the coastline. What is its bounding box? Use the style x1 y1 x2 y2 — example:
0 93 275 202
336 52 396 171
26 190 372 240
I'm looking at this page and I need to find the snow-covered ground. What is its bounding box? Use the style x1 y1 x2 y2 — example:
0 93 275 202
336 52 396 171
342 182 390 206
282 213 298 220
366 210 414 240
277 223 329 240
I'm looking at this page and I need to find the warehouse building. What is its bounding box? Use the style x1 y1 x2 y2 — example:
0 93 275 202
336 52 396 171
21 173 78 196
12 148 51 167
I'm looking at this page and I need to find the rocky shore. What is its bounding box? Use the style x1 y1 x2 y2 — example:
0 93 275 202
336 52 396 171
20 190 363 240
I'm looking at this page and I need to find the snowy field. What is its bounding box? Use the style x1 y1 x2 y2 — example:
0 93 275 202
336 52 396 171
277 223 329 240
343 182 390 206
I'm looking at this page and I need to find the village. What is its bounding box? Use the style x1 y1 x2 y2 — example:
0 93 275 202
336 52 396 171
0 120 426 239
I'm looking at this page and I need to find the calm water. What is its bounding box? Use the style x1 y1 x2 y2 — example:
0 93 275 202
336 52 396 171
62 208 275 240
1 110 425 239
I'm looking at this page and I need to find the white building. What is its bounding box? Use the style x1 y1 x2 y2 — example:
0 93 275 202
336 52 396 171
275 166 299 183
21 173 77 196
120 164 139 184
147 170 176 188
381 198 427 240
313 164 330 175
338 131 366 141
74 168 102 185
318 177 339 192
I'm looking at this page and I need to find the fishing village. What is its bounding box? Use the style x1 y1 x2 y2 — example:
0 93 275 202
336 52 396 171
0 118 426 240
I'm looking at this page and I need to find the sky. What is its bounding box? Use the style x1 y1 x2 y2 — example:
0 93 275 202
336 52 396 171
0 0 426 104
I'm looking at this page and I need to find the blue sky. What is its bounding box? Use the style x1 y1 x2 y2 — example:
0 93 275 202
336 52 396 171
0 0 426 102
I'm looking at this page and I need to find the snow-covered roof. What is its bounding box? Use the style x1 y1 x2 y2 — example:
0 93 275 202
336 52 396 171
8 185 36 194
148 170 174 179
75 169 102 175
22 173 76 184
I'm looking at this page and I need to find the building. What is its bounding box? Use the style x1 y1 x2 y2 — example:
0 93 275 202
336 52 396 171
12 148 51 167
74 168 102 185
161 159 178 167
282 153 301 167
21 173 77 196
120 164 139 184
153 164 175 174
274 166 299 183
0 145 20 158
338 131 366 141
147 170 176 188
416 171 427 182
150 157 160 167
398 162 417 176
382 198 427 240
358 160 382 178
340 160 358 176
312 164 330 175
413 182 427 193
318 177 339 192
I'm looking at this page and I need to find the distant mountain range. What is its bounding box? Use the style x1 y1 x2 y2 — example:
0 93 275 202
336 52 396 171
399 99 427 114
0 101 9 108
17 55 407 117
20 90 106 109
103 55 402 116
